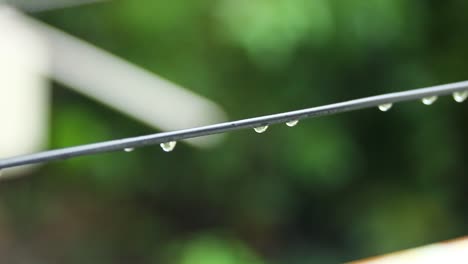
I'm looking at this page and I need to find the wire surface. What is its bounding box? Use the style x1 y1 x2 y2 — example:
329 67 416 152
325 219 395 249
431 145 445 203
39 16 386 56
1 80 468 170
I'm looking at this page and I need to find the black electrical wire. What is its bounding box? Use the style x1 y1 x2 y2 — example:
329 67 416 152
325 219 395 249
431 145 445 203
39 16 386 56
1 80 467 170
6 0 107 13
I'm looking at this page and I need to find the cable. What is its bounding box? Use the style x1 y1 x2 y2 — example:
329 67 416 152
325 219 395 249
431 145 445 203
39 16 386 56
6 0 108 13
1 80 468 170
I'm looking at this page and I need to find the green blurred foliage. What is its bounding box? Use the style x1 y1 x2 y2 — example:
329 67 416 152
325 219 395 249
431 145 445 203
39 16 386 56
1 0 468 263
165 234 264 264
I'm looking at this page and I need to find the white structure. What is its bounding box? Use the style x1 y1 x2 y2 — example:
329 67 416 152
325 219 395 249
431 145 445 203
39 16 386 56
0 5 226 177
0 6 50 176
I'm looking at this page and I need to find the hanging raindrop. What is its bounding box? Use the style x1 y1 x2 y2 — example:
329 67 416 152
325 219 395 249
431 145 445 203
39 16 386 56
124 148 134 152
286 120 299 127
421 96 438 105
453 91 468 103
160 141 177 152
378 103 393 112
254 126 268 133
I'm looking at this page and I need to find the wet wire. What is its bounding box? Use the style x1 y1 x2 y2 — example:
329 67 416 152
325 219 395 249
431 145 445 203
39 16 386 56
1 80 468 170
5 0 108 13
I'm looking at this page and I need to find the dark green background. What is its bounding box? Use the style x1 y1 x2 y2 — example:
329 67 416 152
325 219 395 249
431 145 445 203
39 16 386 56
1 1 468 263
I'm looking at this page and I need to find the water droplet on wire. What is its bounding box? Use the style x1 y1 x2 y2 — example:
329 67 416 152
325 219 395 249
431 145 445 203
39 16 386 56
160 141 177 152
254 126 268 133
422 96 437 105
378 103 392 112
124 148 134 152
453 91 468 103
286 120 299 127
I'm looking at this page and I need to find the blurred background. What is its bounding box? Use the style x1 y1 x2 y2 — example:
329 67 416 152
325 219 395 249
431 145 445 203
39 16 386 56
1 0 468 263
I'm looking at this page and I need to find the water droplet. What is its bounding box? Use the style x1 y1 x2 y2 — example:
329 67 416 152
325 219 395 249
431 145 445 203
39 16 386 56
422 96 438 105
378 103 392 112
124 148 134 152
453 91 468 103
286 120 299 127
160 141 177 152
254 126 268 133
